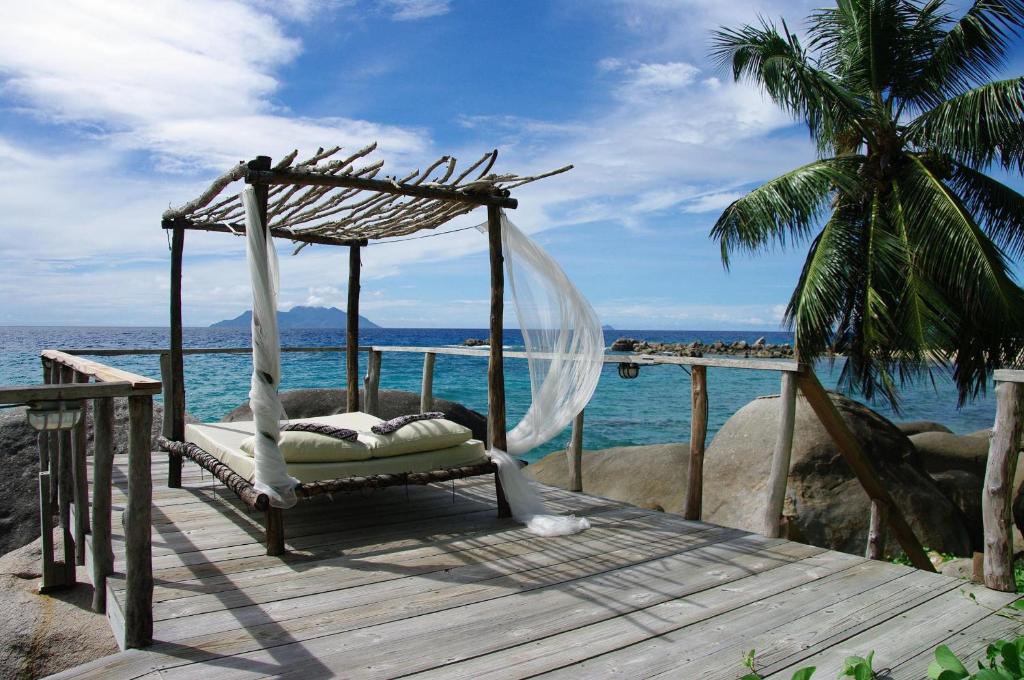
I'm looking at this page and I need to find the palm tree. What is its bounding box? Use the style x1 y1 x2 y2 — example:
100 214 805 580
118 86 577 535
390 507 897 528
710 0 1024 409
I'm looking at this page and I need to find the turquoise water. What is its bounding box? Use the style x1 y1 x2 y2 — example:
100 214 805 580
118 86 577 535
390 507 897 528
0 326 997 461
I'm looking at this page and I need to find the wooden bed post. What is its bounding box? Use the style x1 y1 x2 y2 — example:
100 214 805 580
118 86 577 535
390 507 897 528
983 379 1024 591
487 205 511 518
168 223 185 488
266 508 285 556
347 243 361 413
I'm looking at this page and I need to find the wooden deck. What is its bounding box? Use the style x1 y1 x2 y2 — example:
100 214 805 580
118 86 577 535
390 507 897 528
52 454 1024 680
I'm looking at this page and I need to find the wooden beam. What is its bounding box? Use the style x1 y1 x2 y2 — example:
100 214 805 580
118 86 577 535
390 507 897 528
762 371 797 537
684 365 708 520
162 220 367 248
248 168 519 209
0 381 146 404
421 352 436 413
797 368 935 572
40 351 160 393
347 243 361 413
983 380 1024 591
91 397 115 612
567 410 584 493
124 395 153 648
486 205 510 520
168 224 185 490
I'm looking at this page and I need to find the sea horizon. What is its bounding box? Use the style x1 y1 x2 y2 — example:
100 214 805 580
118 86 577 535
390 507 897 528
0 325 996 463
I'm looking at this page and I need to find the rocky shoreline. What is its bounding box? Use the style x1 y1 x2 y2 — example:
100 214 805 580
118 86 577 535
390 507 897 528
609 336 795 359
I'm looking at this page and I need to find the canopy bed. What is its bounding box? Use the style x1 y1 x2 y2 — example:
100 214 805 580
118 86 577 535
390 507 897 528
159 146 603 555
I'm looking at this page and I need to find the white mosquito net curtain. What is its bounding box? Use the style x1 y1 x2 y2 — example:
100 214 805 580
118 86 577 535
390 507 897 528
244 187 604 534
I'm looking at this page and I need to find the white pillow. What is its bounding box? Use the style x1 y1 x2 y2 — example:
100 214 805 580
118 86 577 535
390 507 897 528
360 418 473 458
239 430 372 463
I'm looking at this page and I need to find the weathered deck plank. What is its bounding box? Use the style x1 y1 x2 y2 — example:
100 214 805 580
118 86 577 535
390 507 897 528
50 453 1022 680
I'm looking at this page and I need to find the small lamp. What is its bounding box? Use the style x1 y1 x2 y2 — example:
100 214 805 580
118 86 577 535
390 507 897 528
617 362 640 380
26 400 83 431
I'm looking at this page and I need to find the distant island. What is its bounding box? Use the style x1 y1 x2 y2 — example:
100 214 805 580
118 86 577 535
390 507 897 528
211 306 381 329
602 324 615 331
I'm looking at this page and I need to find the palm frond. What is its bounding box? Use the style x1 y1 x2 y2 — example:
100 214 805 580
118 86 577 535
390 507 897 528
906 77 1024 171
710 19 868 151
922 0 1024 104
947 161 1024 257
710 156 864 268
898 154 1024 401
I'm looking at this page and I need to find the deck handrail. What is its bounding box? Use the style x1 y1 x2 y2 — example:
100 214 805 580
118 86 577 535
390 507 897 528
10 352 158 649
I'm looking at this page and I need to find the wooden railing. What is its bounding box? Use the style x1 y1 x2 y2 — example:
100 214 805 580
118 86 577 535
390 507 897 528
61 344 939 579
0 350 160 649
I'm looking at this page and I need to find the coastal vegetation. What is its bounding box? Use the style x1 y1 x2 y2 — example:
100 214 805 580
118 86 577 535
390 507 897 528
711 0 1024 410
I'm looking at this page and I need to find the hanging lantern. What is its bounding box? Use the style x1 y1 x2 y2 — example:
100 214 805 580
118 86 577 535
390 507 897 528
617 362 640 380
26 400 83 431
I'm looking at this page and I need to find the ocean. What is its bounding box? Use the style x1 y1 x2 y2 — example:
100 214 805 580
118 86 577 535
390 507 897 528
0 326 998 462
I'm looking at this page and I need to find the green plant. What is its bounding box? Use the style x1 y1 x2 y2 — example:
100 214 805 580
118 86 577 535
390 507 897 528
927 636 1024 678
710 0 1024 410
739 649 825 679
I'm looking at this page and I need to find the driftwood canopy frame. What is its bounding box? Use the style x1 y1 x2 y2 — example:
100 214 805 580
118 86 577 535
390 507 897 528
160 147 571 553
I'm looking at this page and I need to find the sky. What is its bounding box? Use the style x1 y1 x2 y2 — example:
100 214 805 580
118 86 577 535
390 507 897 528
0 0 1018 330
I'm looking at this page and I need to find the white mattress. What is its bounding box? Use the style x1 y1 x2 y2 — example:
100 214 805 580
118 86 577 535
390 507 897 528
185 414 488 484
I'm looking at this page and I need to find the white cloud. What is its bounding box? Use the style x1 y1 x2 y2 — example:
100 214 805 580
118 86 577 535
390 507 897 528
681 191 744 213
624 62 700 92
0 0 429 171
595 298 788 329
382 0 450 21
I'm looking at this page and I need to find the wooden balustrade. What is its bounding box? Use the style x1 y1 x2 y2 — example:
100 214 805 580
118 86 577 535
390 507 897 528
0 350 160 648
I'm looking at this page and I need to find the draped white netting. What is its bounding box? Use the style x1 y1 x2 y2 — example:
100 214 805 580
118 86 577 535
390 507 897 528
243 187 298 509
480 212 605 536
242 191 603 528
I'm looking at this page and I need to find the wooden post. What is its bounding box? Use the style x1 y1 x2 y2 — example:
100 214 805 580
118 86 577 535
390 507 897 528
566 410 584 492
486 205 511 518
38 442 57 592
685 365 708 520
91 397 115 612
47 361 59 513
364 350 381 416
421 352 436 413
762 371 797 537
866 498 888 560
983 380 1024 591
168 224 185 489
797 368 935 572
159 352 172 439
72 371 90 565
124 395 153 648
57 365 75 584
266 508 285 556
347 243 361 413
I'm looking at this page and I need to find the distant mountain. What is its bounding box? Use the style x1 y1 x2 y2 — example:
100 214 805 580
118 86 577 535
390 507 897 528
211 306 381 329
602 324 616 331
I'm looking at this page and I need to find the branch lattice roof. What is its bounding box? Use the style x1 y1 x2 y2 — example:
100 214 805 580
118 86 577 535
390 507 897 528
162 145 571 247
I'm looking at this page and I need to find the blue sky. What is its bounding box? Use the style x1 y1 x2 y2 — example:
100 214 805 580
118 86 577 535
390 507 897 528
0 0 1019 329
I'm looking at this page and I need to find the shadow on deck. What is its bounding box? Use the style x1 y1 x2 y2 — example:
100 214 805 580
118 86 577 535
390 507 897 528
51 453 1024 680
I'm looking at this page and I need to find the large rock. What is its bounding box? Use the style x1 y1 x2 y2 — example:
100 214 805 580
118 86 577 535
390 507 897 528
703 393 972 557
222 388 488 442
527 444 689 514
0 401 184 557
0 536 117 679
929 469 984 551
897 420 953 436
909 431 989 477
